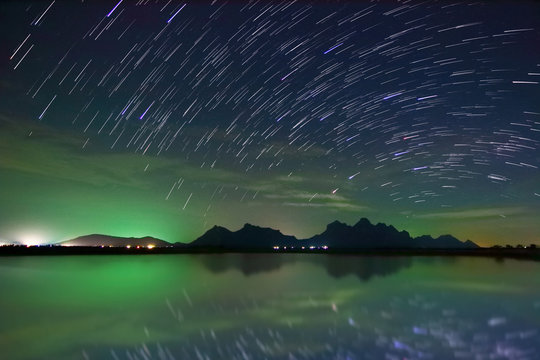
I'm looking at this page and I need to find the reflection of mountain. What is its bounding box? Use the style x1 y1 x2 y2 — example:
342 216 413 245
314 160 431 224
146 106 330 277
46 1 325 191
323 255 412 281
198 254 287 276
198 253 412 281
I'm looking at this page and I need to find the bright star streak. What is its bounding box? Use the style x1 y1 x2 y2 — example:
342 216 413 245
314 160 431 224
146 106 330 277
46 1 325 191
106 0 123 18
33 1 55 26
140 101 155 120
348 172 361 180
10 34 31 60
38 94 57 120
417 95 438 101
383 92 402 100
324 43 343 54
167 4 186 24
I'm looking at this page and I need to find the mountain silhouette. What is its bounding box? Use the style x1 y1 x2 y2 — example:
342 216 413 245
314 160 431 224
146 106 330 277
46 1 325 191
308 218 411 248
61 234 170 248
181 223 298 250
180 217 478 250
308 218 478 249
414 234 478 249
61 217 478 250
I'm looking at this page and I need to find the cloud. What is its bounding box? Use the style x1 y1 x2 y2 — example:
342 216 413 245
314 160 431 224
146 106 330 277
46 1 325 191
414 207 526 219
265 192 348 202
245 181 369 212
0 115 245 190
274 175 305 183
282 202 367 211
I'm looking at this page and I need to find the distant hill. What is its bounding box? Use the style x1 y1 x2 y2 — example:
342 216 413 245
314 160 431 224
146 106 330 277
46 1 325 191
414 234 478 249
60 234 171 248
178 218 478 250
180 223 298 250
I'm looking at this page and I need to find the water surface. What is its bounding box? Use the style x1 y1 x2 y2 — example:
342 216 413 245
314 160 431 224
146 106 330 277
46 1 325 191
1 254 539 359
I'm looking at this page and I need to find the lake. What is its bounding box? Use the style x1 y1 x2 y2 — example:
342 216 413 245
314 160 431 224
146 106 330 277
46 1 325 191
1 254 539 360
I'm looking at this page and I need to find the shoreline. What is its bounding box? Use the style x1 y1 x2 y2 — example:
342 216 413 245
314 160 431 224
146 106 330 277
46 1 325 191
0 245 539 261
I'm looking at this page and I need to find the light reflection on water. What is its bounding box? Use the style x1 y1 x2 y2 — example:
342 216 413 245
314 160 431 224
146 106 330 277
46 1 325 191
0 254 539 359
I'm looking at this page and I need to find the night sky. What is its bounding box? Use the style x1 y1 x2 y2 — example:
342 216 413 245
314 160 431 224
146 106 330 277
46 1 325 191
1 0 539 246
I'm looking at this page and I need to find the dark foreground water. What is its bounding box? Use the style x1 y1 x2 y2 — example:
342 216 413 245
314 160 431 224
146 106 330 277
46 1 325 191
1 254 539 360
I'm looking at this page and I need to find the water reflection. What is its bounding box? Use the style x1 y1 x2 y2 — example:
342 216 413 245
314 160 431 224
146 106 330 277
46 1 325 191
1 255 539 360
323 255 412 281
198 253 286 276
198 254 413 281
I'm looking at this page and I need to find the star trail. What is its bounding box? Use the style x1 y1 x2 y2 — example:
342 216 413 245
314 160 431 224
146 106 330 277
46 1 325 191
1 0 539 246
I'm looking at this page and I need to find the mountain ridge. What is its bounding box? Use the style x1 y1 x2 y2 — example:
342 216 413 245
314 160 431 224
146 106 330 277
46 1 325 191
183 217 478 250
61 218 479 250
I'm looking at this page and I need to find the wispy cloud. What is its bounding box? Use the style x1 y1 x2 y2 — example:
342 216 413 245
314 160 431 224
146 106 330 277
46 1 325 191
0 116 243 189
282 202 367 211
265 191 347 202
255 186 368 212
274 175 305 183
414 207 526 219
